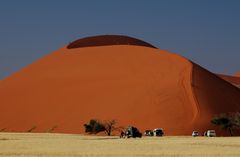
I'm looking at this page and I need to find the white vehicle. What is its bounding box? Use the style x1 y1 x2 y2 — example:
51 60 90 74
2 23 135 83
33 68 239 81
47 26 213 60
153 128 164 136
207 130 216 137
192 131 199 137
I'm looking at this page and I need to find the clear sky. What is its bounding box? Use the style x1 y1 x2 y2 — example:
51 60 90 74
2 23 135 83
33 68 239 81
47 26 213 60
0 0 240 79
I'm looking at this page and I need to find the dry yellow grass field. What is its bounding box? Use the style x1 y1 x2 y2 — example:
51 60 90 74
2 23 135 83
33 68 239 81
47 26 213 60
0 133 240 157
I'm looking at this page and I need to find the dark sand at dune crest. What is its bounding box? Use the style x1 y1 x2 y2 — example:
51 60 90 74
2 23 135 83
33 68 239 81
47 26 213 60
67 35 156 49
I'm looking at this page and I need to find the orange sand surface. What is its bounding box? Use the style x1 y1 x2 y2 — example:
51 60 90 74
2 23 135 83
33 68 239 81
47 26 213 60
0 37 240 136
235 72 240 77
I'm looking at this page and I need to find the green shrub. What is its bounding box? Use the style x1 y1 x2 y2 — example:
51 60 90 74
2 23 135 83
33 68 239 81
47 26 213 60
211 112 240 136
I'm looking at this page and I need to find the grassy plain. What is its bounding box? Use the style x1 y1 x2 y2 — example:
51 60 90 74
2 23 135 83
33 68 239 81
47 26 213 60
0 133 240 157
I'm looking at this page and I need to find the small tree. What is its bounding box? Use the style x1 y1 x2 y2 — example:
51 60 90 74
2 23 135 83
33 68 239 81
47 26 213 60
103 120 116 136
234 112 240 128
47 125 58 133
211 113 235 136
84 119 119 136
27 125 37 132
84 119 105 134
0 128 7 132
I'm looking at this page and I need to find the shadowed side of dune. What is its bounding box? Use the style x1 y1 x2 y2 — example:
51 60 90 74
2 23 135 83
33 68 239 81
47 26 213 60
67 35 157 49
191 63 240 135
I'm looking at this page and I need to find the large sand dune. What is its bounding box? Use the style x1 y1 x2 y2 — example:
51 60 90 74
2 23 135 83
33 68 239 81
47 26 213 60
0 35 240 135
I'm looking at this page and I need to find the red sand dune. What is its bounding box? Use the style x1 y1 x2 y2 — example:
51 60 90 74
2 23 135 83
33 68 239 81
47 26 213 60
218 74 240 88
235 71 240 77
0 35 240 136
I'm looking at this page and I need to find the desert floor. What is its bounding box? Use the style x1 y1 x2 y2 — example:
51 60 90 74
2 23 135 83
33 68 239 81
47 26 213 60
0 133 240 157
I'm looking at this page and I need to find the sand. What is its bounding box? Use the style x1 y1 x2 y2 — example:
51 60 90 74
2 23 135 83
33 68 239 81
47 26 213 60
218 74 240 88
0 36 240 136
67 35 156 49
234 71 240 77
1 133 240 157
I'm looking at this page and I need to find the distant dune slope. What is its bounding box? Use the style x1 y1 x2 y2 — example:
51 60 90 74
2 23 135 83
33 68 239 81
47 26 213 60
235 72 240 77
0 36 240 135
217 74 240 88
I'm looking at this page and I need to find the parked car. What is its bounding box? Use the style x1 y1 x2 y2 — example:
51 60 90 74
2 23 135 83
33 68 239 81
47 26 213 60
192 131 199 137
207 130 216 137
124 126 142 138
144 130 153 136
153 128 164 136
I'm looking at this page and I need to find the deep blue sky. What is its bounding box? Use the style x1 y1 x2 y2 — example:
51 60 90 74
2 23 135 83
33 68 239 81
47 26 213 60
0 0 240 79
